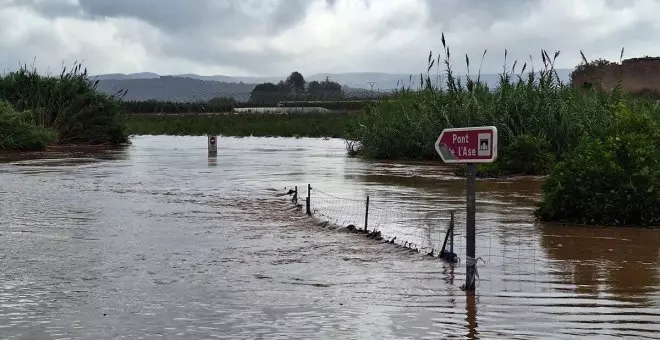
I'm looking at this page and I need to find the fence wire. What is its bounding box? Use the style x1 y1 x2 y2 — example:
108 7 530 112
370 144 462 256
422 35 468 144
283 184 555 293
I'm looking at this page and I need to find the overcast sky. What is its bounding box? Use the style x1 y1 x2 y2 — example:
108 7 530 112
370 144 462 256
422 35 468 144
1 0 659 77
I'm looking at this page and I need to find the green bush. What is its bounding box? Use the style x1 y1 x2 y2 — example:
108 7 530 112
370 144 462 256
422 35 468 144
536 103 660 226
0 63 129 146
126 112 358 138
455 134 556 177
0 101 56 150
344 34 651 176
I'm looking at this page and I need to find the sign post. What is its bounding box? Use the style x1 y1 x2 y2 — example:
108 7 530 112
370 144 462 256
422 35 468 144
435 126 498 293
208 135 217 157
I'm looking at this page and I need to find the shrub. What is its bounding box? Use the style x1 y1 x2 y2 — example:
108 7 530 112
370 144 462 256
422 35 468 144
344 34 660 177
536 103 660 226
456 134 556 177
0 101 56 150
0 63 129 146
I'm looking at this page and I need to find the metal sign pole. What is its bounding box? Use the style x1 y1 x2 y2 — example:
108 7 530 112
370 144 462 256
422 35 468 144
434 126 497 293
465 163 477 292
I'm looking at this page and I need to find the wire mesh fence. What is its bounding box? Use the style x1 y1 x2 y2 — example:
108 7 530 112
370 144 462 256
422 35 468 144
282 183 556 294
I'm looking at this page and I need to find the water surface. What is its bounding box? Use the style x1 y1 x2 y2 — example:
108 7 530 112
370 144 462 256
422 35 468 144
0 135 658 339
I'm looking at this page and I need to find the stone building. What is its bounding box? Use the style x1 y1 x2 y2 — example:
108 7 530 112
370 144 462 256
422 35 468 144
571 57 660 95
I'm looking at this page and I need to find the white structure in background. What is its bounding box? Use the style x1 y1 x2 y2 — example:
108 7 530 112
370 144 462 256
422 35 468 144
232 107 331 114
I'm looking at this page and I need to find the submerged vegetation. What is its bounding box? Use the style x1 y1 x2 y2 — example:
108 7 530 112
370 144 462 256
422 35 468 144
126 112 357 138
346 33 660 226
0 63 129 151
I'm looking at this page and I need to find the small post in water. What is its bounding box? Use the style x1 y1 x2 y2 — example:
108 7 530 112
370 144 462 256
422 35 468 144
208 135 218 157
465 163 477 292
306 184 311 215
449 210 455 255
364 196 370 232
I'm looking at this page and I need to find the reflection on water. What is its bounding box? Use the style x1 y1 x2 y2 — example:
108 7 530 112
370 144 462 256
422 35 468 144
0 135 658 339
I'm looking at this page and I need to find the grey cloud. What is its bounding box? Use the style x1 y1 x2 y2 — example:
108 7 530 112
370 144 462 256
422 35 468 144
1 0 658 77
7 0 80 18
9 0 322 74
77 0 315 37
159 35 291 75
424 0 536 30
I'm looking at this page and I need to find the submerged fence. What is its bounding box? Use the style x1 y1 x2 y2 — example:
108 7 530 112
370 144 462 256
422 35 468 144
286 184 465 265
282 183 556 293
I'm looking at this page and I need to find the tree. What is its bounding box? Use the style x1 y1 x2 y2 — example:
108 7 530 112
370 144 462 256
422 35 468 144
285 71 306 94
306 80 323 100
208 96 237 111
306 78 343 100
249 82 282 105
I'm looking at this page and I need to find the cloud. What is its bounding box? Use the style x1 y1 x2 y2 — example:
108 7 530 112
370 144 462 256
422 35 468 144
1 0 660 78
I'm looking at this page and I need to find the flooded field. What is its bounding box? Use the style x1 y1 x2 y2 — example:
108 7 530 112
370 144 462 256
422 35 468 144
1 135 658 339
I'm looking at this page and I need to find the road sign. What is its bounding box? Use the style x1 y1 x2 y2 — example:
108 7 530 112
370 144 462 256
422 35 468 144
435 126 498 163
434 126 498 293
208 135 217 156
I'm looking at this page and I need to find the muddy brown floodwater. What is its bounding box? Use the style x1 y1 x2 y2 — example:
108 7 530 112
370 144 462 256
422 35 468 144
0 135 658 339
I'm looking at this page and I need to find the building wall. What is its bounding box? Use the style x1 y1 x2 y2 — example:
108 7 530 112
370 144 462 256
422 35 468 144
571 58 660 94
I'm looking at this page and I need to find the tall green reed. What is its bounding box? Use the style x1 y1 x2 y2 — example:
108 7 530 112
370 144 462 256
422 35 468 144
346 33 655 165
0 62 129 146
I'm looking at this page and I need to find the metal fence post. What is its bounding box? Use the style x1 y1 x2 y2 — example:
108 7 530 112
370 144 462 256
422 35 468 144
465 164 477 292
364 196 370 232
306 184 311 215
449 211 455 255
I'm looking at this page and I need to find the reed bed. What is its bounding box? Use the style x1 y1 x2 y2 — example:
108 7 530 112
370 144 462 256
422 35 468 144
0 63 129 150
347 34 660 225
346 34 660 173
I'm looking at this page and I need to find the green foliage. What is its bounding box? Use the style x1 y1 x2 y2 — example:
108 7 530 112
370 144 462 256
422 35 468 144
125 112 358 138
346 34 655 177
0 63 129 147
285 71 306 94
536 103 660 226
455 134 556 177
0 101 56 150
122 96 237 114
122 98 377 114
249 72 345 105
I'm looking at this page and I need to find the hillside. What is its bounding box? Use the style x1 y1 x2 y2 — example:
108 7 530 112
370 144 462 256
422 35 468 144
96 76 256 102
92 70 574 102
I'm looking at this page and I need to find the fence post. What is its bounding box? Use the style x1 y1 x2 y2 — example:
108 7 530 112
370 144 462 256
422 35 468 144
306 184 311 215
440 211 457 263
465 163 477 292
449 211 455 255
294 186 298 204
364 196 370 232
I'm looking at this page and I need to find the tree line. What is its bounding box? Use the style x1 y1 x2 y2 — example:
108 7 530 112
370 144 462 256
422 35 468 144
249 71 344 105
121 71 388 114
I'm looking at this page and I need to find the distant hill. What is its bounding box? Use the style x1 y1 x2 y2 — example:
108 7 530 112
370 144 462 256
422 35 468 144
95 76 257 102
90 70 575 102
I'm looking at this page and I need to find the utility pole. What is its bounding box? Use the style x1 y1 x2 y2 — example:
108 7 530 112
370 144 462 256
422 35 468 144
367 81 376 96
